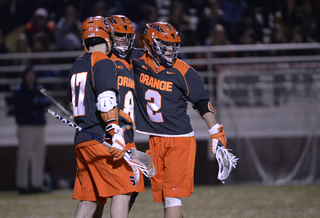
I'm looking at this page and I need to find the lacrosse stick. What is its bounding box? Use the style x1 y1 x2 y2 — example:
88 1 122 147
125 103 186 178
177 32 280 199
44 108 155 179
216 146 239 184
39 86 75 121
39 87 135 131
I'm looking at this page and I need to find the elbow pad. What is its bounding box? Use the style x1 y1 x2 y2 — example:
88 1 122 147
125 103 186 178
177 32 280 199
193 99 214 117
96 90 118 123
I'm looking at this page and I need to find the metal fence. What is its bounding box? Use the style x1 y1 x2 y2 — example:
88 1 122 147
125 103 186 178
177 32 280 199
1 43 320 184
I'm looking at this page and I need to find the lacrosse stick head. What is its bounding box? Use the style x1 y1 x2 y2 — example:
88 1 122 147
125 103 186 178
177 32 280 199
216 146 238 183
124 147 155 179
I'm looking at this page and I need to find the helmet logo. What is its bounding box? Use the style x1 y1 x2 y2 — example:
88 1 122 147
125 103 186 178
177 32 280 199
109 17 119 25
103 19 109 30
166 24 173 31
150 24 165 33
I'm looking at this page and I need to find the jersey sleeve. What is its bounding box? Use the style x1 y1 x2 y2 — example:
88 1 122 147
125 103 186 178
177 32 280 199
183 66 210 104
92 54 118 96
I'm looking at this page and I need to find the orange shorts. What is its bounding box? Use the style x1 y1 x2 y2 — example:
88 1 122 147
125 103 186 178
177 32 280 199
72 140 145 203
148 135 197 203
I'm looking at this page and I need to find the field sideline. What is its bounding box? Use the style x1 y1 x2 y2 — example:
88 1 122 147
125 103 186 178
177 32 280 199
0 184 319 218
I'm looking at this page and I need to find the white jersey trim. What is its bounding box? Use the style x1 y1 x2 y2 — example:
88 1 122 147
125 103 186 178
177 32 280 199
135 130 195 137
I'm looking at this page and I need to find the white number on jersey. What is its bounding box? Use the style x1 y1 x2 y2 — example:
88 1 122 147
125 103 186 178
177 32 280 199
145 89 163 122
123 91 134 121
71 72 87 117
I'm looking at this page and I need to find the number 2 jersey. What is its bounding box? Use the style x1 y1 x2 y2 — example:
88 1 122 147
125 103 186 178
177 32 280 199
129 48 210 136
67 51 135 144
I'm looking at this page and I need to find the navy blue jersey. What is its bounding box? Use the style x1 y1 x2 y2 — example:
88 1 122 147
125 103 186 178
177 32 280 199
109 52 135 143
67 51 117 144
129 48 210 136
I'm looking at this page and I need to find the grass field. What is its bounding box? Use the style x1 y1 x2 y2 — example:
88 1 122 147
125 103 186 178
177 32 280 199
0 184 319 218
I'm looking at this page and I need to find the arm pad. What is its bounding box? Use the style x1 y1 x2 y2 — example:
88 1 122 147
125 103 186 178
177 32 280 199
97 90 118 124
96 90 118 112
193 99 214 117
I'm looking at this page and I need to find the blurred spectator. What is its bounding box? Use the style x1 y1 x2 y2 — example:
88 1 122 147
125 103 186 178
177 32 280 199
244 0 282 28
13 33 31 66
32 32 52 56
219 0 248 43
92 1 108 17
55 5 82 51
15 33 31 53
31 32 59 86
289 25 318 55
81 0 125 20
235 8 263 44
167 1 195 46
205 24 233 53
0 29 10 66
291 25 307 43
24 8 55 49
13 66 51 194
241 29 257 45
219 0 247 26
273 0 304 42
301 0 318 41
0 1 15 35
204 24 235 90
197 0 231 45
0 29 10 54
238 29 260 56
167 1 190 32
122 0 157 24
270 24 287 44
269 24 288 56
133 4 159 48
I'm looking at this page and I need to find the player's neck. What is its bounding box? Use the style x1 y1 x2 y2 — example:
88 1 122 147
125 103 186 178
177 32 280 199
88 44 108 54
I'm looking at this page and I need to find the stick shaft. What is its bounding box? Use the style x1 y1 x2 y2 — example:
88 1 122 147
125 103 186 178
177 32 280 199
45 107 111 148
39 87 74 121
44 108 155 179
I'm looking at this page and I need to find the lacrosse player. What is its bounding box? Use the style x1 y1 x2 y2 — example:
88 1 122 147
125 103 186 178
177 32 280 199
129 22 227 217
67 16 144 218
106 14 145 210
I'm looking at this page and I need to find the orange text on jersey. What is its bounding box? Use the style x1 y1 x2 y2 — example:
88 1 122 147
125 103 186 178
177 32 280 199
118 76 134 90
140 73 173 92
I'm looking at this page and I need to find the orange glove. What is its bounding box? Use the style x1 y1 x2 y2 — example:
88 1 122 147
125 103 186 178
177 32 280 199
209 123 227 154
106 123 125 161
119 110 136 131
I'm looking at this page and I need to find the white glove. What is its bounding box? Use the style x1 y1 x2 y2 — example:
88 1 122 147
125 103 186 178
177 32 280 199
106 123 125 161
209 123 227 154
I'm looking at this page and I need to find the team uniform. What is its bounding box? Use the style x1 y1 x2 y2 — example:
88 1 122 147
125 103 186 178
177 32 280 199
108 51 145 188
67 51 143 203
130 48 210 202
108 52 135 143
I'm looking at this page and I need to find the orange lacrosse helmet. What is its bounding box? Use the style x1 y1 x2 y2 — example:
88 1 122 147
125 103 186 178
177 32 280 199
143 22 181 67
107 15 135 58
81 16 111 51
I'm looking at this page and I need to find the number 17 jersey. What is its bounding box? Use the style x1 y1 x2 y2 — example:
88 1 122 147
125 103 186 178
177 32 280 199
130 48 210 136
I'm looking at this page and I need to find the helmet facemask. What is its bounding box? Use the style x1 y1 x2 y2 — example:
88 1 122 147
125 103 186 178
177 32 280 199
112 30 135 58
151 33 180 67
